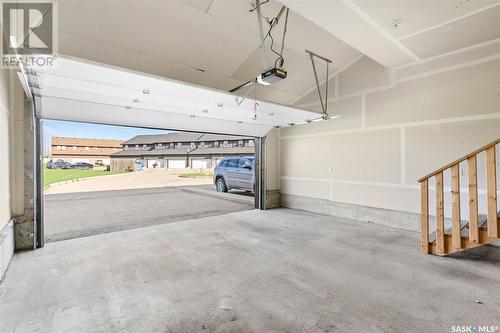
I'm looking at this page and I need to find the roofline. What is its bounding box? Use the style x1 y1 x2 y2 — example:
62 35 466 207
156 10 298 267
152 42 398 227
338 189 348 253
123 133 254 145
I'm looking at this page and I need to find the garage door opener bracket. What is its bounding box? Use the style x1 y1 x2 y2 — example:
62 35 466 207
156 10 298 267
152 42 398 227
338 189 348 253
306 49 332 119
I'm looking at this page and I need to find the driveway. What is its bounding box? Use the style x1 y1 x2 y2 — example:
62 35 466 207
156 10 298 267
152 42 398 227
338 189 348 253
44 169 214 194
44 185 254 242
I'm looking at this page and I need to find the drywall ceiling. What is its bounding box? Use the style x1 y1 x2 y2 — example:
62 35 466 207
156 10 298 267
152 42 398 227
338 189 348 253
56 0 360 107
352 0 499 39
278 0 500 68
25 57 322 137
22 0 499 117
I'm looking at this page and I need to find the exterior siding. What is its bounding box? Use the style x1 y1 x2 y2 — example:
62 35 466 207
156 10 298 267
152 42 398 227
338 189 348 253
112 133 255 170
51 137 123 165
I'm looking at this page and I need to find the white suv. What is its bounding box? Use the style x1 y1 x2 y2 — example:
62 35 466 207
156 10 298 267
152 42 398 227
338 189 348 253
214 157 254 192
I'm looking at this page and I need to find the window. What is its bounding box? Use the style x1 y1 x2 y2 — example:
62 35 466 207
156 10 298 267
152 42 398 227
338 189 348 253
219 160 228 168
200 142 205 148
56 145 61 150
177 143 182 148
223 140 228 147
214 141 219 148
124 145 129 150
228 159 238 168
143 144 147 150
62 146 66 150
72 146 77 151
135 144 139 150
169 143 174 149
157 143 162 149
190 142 196 148
238 140 243 147
248 140 254 147
238 159 252 169
85 146 89 151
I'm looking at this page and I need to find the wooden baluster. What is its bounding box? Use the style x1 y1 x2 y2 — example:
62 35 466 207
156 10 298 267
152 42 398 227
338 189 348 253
436 172 445 254
486 146 498 238
421 179 429 254
467 155 479 243
451 165 461 249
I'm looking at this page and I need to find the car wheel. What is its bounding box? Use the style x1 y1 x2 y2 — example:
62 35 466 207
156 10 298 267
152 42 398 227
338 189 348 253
216 178 228 192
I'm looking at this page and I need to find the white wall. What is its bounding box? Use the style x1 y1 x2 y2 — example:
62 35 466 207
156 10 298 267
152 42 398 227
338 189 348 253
0 70 14 280
281 55 500 230
0 70 11 230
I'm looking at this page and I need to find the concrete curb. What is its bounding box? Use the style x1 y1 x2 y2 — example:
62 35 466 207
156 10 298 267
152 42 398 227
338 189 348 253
182 187 254 205
44 172 132 189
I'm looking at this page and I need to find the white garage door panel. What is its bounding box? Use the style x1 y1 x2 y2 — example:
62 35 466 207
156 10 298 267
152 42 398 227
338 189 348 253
168 160 186 169
192 159 211 169
27 57 323 137
39 97 272 137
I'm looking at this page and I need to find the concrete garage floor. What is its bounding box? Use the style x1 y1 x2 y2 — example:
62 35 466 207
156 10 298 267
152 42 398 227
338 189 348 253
44 185 254 242
1 209 499 333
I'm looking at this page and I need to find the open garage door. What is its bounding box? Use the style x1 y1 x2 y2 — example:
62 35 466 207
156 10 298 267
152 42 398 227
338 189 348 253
25 57 321 137
20 57 320 247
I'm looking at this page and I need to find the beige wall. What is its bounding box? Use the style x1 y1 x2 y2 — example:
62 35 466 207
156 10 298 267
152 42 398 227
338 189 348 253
265 128 281 191
0 70 11 230
10 74 25 217
281 56 500 226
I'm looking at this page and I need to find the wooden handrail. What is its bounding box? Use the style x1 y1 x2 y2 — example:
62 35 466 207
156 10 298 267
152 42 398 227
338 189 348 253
420 137 499 255
418 138 500 182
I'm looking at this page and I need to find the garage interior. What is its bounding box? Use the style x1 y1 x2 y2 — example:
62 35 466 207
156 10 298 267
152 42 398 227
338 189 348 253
1 0 499 332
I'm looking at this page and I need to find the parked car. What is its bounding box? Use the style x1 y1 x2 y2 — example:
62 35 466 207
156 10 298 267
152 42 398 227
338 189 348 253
71 162 94 170
214 156 254 192
47 160 73 169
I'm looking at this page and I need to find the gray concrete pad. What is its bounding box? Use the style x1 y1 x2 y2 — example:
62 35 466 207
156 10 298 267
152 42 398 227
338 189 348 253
44 185 254 242
1 208 499 333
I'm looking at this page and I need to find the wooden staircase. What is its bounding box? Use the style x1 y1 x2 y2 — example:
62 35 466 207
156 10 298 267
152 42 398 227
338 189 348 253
418 138 500 256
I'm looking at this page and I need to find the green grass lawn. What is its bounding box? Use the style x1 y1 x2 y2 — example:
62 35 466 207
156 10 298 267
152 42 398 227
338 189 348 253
178 172 213 179
44 168 126 186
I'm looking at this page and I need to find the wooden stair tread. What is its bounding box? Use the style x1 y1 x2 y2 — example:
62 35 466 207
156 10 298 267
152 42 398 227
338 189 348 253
429 218 500 256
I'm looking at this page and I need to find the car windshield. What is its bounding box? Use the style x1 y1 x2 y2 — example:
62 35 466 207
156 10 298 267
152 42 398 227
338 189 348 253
247 157 254 164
